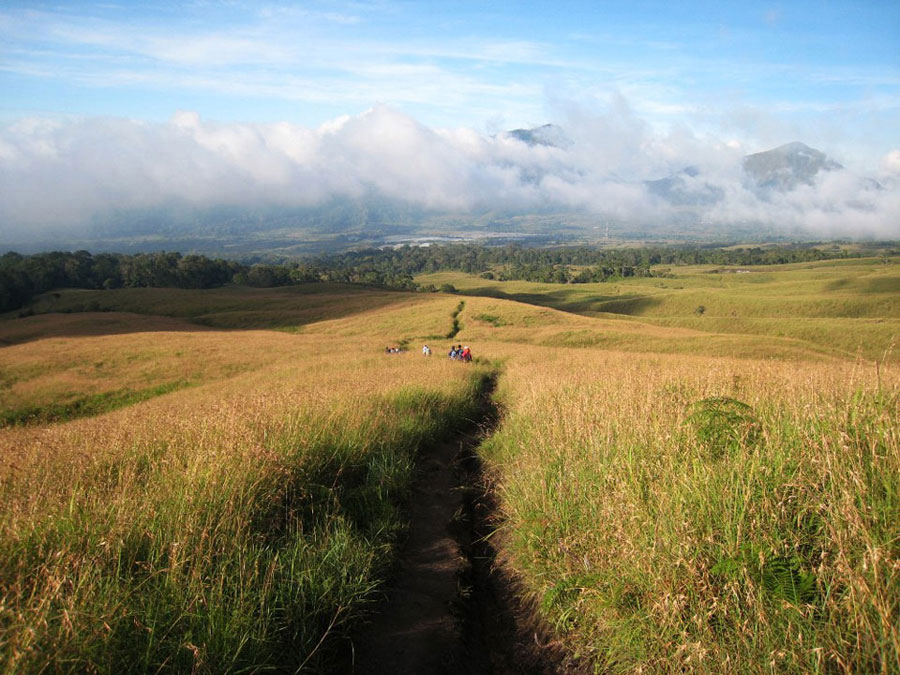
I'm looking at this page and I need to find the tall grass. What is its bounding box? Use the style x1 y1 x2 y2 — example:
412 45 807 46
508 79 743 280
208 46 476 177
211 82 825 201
4 267 896 672
479 346 899 672
0 348 491 672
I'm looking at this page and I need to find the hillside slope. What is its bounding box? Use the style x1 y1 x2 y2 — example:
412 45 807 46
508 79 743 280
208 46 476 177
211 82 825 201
1 263 897 672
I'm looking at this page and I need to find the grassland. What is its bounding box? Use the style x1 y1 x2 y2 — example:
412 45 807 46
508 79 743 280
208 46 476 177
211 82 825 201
20 283 423 330
478 345 898 672
0 291 493 672
1 259 898 673
417 256 900 361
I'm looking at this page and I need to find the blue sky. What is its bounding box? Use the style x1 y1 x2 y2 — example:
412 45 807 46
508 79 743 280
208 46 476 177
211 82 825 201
1 1 897 163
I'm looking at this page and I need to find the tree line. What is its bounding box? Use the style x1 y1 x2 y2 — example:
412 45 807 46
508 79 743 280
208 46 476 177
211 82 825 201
0 243 879 313
0 251 240 313
309 243 864 286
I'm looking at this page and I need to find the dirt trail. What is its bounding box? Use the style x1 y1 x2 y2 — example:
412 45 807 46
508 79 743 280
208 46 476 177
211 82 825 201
347 379 579 674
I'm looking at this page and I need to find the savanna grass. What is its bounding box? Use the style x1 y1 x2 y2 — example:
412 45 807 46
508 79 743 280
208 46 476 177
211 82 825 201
478 345 899 673
417 257 900 360
0 344 491 673
5 264 896 673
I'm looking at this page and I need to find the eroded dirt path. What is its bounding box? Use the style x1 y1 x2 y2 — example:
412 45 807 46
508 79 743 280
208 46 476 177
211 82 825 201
349 426 478 672
347 379 579 674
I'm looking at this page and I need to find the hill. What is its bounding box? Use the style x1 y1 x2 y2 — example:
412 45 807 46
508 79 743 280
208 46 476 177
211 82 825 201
0 257 897 671
416 256 900 362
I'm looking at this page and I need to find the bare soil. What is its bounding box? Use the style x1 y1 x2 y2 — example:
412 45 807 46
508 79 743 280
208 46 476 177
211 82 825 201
346 381 584 674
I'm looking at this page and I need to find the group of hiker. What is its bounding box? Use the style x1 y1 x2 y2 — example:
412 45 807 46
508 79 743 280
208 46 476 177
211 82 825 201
445 344 472 362
388 344 473 362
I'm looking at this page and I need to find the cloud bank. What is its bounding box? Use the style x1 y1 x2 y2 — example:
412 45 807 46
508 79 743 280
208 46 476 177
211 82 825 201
1 104 898 241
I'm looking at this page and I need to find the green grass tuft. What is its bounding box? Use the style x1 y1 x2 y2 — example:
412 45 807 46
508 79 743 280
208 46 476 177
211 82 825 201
686 396 761 460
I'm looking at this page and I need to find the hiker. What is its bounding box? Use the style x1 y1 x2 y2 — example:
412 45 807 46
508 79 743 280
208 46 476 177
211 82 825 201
461 346 471 362
422 344 431 357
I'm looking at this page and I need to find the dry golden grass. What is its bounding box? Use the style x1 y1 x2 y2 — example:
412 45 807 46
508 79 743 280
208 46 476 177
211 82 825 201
9 353 446 506
478 342 899 672
2 267 897 672
417 257 900 361
0 297 491 671
300 292 459 340
0 293 461 424
0 315 297 413
454 296 849 362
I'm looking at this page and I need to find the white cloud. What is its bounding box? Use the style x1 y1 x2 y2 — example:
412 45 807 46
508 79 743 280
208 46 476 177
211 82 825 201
0 104 897 241
882 150 900 175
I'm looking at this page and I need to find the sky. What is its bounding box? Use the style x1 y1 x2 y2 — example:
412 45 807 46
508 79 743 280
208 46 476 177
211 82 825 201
1 0 898 239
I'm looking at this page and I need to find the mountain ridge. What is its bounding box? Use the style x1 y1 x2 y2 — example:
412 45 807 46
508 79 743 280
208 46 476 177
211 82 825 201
743 141 843 190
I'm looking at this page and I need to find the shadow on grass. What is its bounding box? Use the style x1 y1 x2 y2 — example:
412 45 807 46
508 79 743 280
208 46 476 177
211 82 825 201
0 380 195 428
457 284 663 317
0 283 421 344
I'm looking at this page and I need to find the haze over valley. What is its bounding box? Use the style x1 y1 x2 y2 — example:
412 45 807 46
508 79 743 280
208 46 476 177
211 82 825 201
2 110 898 255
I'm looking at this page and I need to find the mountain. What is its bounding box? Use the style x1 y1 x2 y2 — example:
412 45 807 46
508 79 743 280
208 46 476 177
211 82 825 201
7 129 887 256
507 124 570 148
647 142 846 209
645 166 724 206
742 141 843 191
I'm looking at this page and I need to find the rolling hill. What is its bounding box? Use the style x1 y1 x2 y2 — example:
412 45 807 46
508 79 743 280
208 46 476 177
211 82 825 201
1 255 897 672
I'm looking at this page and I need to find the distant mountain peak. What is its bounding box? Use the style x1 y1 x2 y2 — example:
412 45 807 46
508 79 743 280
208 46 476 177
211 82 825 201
743 141 842 190
645 141 850 209
775 141 816 153
645 166 723 206
506 124 569 148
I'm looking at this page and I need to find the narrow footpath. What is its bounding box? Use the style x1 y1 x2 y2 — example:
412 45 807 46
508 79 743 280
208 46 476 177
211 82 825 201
347 378 579 674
